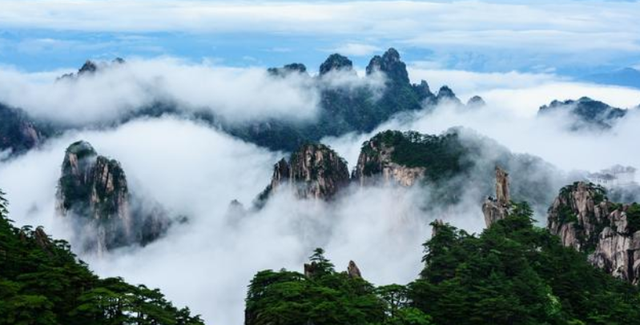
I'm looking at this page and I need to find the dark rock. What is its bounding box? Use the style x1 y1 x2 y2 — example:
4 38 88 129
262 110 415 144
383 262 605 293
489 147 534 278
258 144 350 203
366 48 409 84
347 260 362 278
435 86 462 105
538 97 627 130
467 95 486 108
0 103 45 156
267 63 308 77
319 54 354 75
56 141 169 253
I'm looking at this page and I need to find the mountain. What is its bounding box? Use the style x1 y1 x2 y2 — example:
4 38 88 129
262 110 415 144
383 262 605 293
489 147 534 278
547 181 640 284
482 166 512 227
0 189 204 324
222 48 461 152
244 186 640 325
2 49 464 155
56 141 170 253
538 97 628 130
257 129 564 215
0 103 48 157
582 67 640 89
256 143 350 203
57 58 125 80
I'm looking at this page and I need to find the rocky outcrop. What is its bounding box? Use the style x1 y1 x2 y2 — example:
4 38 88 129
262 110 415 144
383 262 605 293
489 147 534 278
547 182 640 284
58 58 125 80
56 141 169 253
482 167 512 227
352 132 426 187
319 54 354 75
260 144 350 202
467 95 486 108
267 63 308 77
366 48 409 84
347 260 362 279
435 86 462 105
538 97 627 130
0 103 45 156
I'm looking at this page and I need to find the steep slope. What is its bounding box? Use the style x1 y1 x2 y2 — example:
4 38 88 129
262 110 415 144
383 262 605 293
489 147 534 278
244 197 640 325
538 97 628 130
0 189 204 325
352 129 562 212
482 166 512 227
56 141 169 252
225 48 458 151
258 144 350 203
547 182 640 284
0 103 47 157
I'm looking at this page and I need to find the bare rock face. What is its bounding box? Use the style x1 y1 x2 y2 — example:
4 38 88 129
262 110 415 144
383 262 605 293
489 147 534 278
352 135 425 187
260 144 350 202
56 141 168 253
0 103 45 156
547 182 640 284
482 167 512 227
347 260 362 279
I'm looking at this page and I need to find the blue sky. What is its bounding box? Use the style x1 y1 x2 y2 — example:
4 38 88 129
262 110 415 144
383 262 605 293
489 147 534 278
1 0 639 76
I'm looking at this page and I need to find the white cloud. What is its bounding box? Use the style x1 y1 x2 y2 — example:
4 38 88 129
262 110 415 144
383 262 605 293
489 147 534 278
2 63 640 325
0 0 638 57
0 58 321 126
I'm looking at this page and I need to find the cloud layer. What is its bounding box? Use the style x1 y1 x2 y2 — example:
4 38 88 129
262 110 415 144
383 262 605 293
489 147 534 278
1 64 640 324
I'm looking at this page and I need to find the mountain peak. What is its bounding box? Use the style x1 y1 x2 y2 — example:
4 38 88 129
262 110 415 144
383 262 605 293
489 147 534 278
319 54 353 75
78 60 98 75
366 48 409 84
268 63 308 77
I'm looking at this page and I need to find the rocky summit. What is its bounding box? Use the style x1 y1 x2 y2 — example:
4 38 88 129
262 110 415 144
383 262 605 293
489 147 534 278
56 140 169 253
547 181 640 284
0 103 46 156
259 143 350 202
482 166 512 227
538 96 627 130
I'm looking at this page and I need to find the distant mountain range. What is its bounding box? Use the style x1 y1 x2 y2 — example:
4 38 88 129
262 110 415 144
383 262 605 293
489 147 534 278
582 67 640 89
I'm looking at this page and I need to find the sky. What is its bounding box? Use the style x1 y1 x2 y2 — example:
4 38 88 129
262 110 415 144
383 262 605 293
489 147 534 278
1 0 639 76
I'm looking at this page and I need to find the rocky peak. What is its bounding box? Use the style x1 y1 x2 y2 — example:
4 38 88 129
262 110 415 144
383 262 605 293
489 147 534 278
538 97 627 130
267 63 308 77
78 60 98 75
56 141 168 253
547 182 611 251
347 260 362 279
366 48 410 84
319 54 354 75
435 86 462 105
0 103 44 156
261 144 350 201
482 166 512 227
352 131 426 187
546 182 640 284
467 95 486 108
414 80 435 101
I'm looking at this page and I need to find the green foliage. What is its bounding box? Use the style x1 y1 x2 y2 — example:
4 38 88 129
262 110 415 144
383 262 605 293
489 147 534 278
0 189 204 325
365 130 471 182
245 251 387 325
410 202 640 325
626 203 640 234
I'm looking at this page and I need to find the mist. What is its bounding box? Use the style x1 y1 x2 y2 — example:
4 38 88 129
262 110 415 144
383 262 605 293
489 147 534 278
1 63 640 324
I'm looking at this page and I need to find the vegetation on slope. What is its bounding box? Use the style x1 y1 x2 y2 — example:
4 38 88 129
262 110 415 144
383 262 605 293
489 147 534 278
245 202 640 325
0 189 204 325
